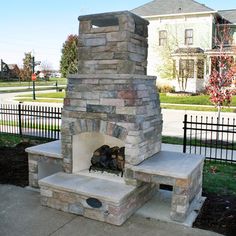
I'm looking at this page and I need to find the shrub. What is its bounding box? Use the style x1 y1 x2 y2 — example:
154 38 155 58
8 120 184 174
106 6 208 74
158 85 175 93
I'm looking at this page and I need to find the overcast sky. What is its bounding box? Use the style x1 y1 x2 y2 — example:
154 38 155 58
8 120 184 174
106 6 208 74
0 0 235 70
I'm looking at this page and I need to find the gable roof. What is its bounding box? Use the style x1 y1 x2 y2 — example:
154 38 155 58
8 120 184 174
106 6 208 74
132 0 215 17
218 9 236 24
8 64 19 70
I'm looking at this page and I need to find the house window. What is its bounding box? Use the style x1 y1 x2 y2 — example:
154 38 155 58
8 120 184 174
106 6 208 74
179 59 194 78
159 30 167 46
197 59 204 79
185 29 193 45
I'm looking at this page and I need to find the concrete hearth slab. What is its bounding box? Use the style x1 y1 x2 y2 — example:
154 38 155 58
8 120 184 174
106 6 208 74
26 140 62 159
39 172 136 204
128 151 204 179
136 189 206 227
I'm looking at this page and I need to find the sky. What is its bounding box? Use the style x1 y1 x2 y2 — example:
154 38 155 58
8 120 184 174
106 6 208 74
0 0 235 70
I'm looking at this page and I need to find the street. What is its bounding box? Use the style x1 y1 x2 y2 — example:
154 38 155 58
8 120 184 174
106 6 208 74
0 89 235 137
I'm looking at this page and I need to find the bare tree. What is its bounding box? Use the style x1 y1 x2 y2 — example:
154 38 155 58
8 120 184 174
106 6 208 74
40 60 53 79
206 24 236 120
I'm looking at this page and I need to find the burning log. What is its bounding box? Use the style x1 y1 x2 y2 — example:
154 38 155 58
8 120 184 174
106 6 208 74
90 145 125 176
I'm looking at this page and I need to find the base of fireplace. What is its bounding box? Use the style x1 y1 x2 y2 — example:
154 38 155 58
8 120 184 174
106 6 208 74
39 172 156 225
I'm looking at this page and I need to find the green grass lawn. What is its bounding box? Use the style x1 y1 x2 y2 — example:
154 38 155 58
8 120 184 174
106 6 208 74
203 161 236 195
15 91 65 103
16 91 65 99
160 93 236 106
0 77 67 87
13 91 236 113
161 104 235 113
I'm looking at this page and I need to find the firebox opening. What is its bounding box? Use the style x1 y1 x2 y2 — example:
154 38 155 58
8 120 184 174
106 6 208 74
72 132 125 175
89 145 125 177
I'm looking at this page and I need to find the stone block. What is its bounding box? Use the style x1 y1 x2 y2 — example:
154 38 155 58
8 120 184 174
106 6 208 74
106 31 129 42
151 175 176 186
129 53 145 62
116 107 136 115
91 52 114 60
79 20 91 34
117 42 128 51
84 37 106 46
117 90 137 99
84 208 105 222
41 188 53 197
68 203 84 215
113 52 129 60
176 178 190 187
117 61 136 74
28 160 38 173
100 98 124 107
53 191 77 203
87 104 116 114
134 172 152 182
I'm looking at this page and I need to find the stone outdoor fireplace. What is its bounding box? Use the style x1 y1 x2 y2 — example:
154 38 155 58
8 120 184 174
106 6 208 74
60 11 162 176
30 10 204 227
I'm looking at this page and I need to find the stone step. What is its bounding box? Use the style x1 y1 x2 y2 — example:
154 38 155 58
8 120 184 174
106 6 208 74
39 172 156 225
39 172 137 204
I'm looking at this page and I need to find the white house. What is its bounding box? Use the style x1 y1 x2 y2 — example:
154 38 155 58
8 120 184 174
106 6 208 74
132 0 236 93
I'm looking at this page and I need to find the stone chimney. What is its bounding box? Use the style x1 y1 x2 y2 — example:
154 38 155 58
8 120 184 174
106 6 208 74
61 11 162 174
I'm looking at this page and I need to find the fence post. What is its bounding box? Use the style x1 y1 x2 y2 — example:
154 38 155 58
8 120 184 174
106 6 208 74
183 114 187 153
18 102 22 136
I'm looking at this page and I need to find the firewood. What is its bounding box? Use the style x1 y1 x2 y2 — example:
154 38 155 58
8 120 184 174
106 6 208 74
90 145 125 173
111 146 119 159
93 145 110 156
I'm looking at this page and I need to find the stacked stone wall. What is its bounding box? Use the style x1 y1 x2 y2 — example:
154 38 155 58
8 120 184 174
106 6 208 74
61 74 162 173
78 11 149 75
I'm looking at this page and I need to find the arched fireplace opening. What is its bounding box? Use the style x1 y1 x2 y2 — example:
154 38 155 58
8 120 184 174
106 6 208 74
72 132 125 180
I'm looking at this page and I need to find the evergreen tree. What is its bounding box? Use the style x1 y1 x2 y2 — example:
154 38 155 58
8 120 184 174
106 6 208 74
19 52 32 81
60 34 78 77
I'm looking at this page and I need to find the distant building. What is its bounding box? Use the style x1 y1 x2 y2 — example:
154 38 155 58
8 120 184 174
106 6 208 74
132 0 236 92
0 59 20 80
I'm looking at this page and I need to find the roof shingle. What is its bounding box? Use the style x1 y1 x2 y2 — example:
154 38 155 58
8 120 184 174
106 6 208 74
132 0 215 17
218 9 236 24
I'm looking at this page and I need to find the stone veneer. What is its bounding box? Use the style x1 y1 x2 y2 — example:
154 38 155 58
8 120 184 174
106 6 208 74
32 10 204 227
40 173 156 225
26 141 63 188
78 11 148 75
61 11 162 173
125 151 205 222
61 74 162 173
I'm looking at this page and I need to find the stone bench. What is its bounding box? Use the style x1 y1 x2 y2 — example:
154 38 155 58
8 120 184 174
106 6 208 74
125 151 205 222
39 172 156 225
26 140 63 188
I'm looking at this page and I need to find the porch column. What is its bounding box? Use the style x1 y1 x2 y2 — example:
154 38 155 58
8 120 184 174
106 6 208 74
175 57 180 91
194 58 198 81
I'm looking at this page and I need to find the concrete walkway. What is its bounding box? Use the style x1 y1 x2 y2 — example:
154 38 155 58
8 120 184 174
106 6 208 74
0 185 223 236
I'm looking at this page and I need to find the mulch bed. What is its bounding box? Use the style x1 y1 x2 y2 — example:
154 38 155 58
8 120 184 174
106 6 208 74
0 142 235 236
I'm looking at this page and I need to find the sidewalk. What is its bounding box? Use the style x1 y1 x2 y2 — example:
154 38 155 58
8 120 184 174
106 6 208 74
0 185 222 236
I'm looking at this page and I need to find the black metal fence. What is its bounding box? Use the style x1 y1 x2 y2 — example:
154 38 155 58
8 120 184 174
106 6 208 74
183 114 236 163
0 103 61 139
